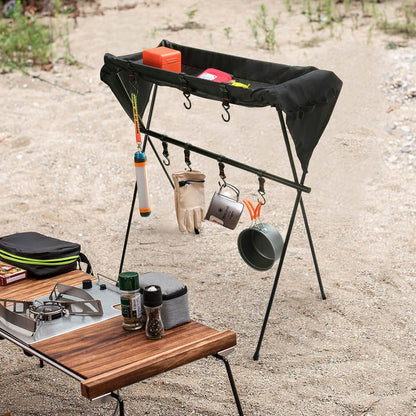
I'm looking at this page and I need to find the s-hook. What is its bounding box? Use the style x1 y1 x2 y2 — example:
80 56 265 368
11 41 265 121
218 160 226 187
162 141 170 166
222 99 231 122
183 88 192 110
184 146 192 171
258 176 266 205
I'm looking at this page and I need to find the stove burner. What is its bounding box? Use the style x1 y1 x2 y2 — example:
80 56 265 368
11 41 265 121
29 301 66 321
0 280 106 336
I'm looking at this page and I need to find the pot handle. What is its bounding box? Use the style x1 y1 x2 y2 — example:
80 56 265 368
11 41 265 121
243 199 262 221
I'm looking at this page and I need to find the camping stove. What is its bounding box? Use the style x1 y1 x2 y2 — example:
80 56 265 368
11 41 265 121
0 276 121 345
29 301 67 321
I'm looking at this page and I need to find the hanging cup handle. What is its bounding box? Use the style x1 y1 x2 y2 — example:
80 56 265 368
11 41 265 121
218 182 240 200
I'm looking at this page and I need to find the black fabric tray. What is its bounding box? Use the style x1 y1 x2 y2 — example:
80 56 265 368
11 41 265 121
100 40 342 171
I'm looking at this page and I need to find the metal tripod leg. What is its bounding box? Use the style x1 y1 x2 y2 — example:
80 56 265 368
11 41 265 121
299 198 326 300
253 110 326 360
253 192 326 360
118 85 158 275
213 352 244 416
277 109 325 298
253 187 303 361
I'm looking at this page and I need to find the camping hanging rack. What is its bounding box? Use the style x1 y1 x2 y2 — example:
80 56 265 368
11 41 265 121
101 40 342 360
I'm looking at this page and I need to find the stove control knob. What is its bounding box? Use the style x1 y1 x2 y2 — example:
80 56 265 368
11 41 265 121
82 279 93 289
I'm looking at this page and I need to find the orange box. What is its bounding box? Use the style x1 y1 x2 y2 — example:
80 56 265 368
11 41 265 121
142 46 181 73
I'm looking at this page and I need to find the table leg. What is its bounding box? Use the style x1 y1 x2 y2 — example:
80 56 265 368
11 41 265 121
213 353 244 416
110 391 125 416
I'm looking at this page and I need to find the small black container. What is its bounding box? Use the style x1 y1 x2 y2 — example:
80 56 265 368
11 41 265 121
143 285 164 339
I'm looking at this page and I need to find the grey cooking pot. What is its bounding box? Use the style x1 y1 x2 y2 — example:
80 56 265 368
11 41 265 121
237 222 284 271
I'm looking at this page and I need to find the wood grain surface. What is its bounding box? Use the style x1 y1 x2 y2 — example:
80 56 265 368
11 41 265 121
3 270 237 400
32 317 236 399
0 269 91 301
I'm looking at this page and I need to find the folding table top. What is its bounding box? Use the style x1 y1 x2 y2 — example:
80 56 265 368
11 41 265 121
33 316 236 399
0 270 236 400
101 40 343 171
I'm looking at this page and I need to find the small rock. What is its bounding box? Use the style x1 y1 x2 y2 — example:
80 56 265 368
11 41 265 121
401 145 411 153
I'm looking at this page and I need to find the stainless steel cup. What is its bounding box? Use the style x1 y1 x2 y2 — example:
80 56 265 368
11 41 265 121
205 183 244 230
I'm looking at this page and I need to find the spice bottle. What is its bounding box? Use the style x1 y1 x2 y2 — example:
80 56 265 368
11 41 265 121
119 271 143 331
143 285 164 340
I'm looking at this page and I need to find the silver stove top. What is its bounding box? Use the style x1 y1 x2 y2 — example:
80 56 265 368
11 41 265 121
0 277 121 345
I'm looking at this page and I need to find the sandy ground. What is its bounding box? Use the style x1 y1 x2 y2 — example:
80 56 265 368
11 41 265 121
0 0 415 415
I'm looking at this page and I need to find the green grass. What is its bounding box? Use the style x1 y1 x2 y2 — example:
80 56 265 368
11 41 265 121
0 0 53 72
1 0 415 73
248 4 279 51
299 0 416 38
0 0 78 73
376 0 416 37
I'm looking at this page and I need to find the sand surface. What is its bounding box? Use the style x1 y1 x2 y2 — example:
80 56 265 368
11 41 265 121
0 0 415 415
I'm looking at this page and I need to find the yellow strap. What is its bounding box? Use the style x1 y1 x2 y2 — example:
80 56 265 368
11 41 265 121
0 249 78 266
131 92 141 145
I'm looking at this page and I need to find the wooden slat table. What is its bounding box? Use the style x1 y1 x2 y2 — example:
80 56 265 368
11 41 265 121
0 270 244 415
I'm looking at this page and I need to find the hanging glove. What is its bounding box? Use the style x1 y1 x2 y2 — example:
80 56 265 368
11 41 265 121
172 170 206 234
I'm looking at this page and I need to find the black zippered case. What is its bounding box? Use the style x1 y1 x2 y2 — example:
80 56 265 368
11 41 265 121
0 232 91 279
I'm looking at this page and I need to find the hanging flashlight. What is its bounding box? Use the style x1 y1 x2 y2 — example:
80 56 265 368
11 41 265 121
131 92 151 217
134 150 151 217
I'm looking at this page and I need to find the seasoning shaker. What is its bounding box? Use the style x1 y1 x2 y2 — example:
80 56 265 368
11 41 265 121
119 272 143 330
143 285 164 339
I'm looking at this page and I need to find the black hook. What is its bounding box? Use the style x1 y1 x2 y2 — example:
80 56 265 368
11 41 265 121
183 89 192 110
162 141 170 166
221 100 230 122
258 176 266 205
184 147 192 171
218 161 226 187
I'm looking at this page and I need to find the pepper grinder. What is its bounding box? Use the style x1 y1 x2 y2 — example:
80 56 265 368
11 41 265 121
143 285 164 340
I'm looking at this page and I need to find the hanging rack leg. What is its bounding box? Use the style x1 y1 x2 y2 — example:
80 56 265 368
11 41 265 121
299 198 326 300
253 188 303 361
119 183 137 275
118 85 159 275
276 108 325 297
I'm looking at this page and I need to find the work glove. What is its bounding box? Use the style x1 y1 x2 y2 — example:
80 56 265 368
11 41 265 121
172 170 206 234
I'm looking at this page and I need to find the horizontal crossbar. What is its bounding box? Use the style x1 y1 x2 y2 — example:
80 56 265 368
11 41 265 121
142 127 311 193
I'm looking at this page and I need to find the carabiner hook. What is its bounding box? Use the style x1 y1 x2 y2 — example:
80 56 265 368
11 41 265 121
221 100 230 122
183 89 192 110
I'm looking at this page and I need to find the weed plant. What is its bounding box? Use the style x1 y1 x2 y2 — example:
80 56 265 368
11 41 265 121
376 0 416 37
298 0 416 38
248 4 278 51
183 8 204 29
0 0 53 72
0 0 77 73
